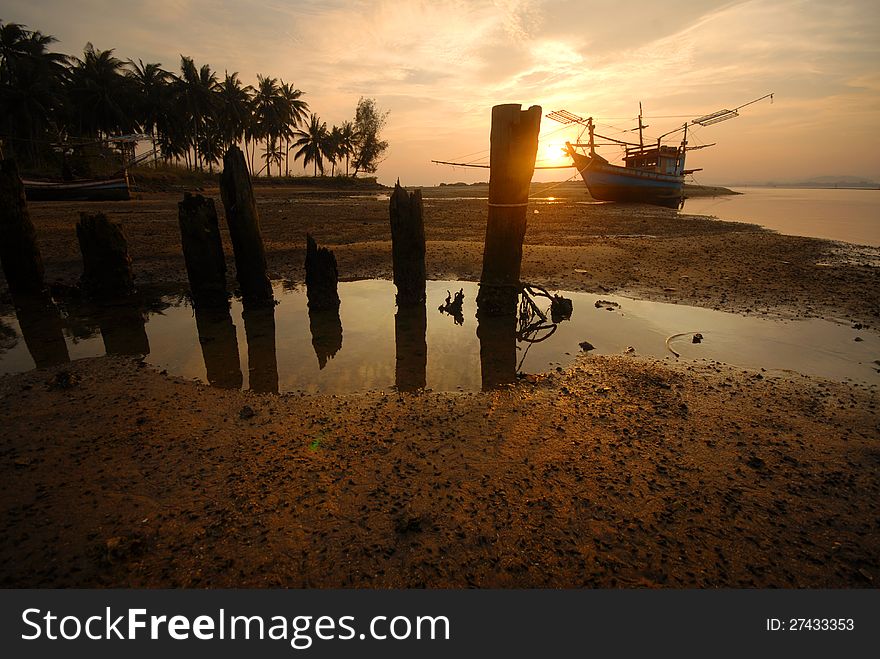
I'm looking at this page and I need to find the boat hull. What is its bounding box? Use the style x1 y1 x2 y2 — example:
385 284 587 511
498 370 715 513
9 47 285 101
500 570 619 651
569 150 683 208
23 176 130 202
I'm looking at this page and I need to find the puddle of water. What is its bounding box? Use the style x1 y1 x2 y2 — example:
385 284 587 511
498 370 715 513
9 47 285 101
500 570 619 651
0 280 877 393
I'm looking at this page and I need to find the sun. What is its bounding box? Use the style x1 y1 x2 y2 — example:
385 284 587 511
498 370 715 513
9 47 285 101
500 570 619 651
538 141 569 167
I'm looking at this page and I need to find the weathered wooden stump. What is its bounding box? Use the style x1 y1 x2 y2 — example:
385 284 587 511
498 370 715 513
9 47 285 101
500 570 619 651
0 159 46 297
305 234 340 311
476 104 542 317
219 146 273 305
308 307 343 370
195 306 242 389
178 192 229 308
389 181 426 306
76 212 134 298
395 302 427 392
242 305 278 394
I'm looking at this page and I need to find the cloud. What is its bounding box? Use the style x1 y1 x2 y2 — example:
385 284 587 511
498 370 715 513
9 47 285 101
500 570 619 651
3 0 878 183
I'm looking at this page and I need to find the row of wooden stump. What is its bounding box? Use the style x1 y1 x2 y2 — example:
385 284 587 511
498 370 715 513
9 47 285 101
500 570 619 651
1 103 540 321
0 148 427 318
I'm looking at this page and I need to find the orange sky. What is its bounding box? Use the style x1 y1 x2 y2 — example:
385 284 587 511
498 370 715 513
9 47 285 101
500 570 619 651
5 0 879 185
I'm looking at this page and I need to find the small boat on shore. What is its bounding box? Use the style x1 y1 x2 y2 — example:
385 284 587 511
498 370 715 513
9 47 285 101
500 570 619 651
548 94 772 207
23 173 131 202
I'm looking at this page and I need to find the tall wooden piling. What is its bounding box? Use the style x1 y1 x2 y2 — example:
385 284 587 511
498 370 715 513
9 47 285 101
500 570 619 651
305 234 340 311
476 104 542 316
389 181 426 305
178 193 229 308
0 159 46 297
219 146 273 305
76 212 135 298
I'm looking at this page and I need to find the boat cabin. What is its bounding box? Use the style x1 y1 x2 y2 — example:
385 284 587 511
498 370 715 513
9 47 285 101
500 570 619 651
623 145 684 176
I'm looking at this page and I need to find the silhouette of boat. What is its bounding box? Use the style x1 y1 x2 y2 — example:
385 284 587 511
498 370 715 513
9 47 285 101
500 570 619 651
23 173 130 201
548 94 773 207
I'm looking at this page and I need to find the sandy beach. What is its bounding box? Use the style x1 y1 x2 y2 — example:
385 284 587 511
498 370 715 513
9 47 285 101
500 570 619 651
1 183 878 587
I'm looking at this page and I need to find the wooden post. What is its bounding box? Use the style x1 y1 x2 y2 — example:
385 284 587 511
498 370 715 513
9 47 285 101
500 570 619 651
0 159 46 297
219 146 273 306
389 181 426 305
76 212 135 298
305 234 340 311
178 192 229 308
476 104 541 316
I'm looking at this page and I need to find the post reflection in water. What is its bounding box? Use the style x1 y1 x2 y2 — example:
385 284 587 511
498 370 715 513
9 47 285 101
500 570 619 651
242 304 278 393
308 306 343 370
194 306 242 389
97 304 150 356
476 302 517 391
13 296 70 368
394 302 427 392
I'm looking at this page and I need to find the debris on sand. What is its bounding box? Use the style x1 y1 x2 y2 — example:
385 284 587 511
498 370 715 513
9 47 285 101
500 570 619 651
579 341 595 352
239 405 256 419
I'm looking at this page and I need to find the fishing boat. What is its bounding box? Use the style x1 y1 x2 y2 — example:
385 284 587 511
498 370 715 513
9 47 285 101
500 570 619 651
23 173 130 202
548 94 773 207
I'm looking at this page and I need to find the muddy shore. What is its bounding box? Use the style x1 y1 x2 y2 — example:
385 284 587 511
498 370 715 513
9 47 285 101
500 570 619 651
1 183 878 587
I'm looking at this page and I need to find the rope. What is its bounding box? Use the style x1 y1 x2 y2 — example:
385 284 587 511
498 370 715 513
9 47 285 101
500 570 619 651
664 331 702 358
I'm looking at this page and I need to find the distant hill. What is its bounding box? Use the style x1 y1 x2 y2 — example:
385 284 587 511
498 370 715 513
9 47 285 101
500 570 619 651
727 175 879 189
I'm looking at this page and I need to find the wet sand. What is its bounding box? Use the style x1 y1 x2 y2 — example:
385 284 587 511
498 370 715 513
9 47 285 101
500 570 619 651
0 183 878 587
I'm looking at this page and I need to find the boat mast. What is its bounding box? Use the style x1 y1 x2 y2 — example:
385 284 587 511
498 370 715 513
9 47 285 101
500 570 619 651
588 117 595 157
679 122 688 175
638 103 644 148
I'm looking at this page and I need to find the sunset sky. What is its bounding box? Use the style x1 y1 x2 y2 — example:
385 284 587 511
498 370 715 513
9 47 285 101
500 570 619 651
4 0 879 185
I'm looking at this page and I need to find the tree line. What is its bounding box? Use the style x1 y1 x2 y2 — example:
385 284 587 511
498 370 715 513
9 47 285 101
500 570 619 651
0 19 389 177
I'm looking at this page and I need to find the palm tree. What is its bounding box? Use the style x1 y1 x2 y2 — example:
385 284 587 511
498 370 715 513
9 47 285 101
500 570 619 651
293 113 328 177
125 59 172 166
0 21 68 165
216 71 253 154
67 43 136 138
336 120 357 176
251 74 284 176
325 125 343 176
278 80 308 176
177 55 218 170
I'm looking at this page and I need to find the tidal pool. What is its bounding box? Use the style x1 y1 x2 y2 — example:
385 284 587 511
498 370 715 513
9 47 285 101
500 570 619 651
0 280 877 393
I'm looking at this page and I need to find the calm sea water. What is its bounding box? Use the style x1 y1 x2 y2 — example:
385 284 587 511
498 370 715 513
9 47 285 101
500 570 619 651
680 187 880 247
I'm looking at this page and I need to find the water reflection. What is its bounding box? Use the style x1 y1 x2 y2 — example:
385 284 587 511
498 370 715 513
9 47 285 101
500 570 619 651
0 280 877 392
13 296 70 368
309 307 343 370
477 311 517 391
194 306 242 389
395 303 427 391
98 304 150 356
242 305 278 394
